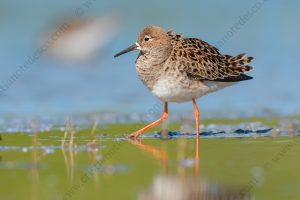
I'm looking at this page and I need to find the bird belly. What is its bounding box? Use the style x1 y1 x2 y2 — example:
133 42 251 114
151 77 236 102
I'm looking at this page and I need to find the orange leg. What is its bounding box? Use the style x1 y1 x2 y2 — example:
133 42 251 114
193 98 200 175
193 98 200 138
129 102 168 140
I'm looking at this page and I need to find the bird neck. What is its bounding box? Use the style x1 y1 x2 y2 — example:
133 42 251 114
142 45 172 66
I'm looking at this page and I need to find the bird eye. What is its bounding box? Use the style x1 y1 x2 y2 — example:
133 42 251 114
144 35 151 41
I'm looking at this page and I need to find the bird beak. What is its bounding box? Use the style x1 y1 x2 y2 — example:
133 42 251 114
114 43 140 58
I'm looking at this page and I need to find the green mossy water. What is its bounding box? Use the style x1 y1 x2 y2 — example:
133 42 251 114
0 123 300 200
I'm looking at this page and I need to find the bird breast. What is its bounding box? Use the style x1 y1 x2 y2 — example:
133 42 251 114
135 53 164 90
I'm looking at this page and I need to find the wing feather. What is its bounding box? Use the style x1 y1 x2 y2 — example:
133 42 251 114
169 37 254 82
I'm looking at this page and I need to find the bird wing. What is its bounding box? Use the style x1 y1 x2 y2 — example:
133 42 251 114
170 37 254 82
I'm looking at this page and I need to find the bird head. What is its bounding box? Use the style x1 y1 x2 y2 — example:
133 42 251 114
114 26 172 58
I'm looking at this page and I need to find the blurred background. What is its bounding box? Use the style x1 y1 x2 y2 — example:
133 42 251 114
0 0 300 117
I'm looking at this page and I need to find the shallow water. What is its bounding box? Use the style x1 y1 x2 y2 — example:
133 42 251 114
1 127 300 200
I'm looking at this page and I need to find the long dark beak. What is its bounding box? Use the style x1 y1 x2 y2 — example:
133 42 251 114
114 43 139 58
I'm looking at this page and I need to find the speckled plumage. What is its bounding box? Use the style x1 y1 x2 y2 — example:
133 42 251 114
114 25 254 139
133 26 254 102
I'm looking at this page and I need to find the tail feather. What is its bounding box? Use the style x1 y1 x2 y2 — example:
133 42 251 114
214 53 254 82
223 53 254 74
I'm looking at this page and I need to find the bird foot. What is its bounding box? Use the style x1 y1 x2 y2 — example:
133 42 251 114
128 132 139 140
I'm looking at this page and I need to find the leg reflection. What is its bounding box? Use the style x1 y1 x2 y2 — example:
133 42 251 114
129 140 169 175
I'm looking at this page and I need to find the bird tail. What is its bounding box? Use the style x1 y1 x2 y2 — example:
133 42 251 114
224 53 254 74
214 53 254 82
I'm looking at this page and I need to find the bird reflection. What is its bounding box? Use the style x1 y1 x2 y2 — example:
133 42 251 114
195 135 200 176
129 138 251 200
130 139 169 174
138 175 249 200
